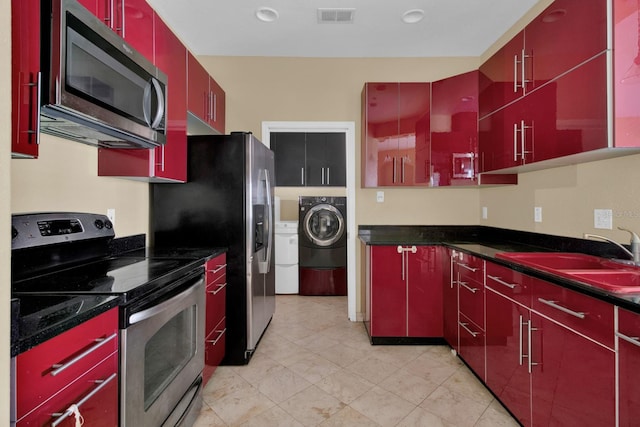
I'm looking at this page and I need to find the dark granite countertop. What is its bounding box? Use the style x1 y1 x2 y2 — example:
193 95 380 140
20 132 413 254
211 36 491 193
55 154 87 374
11 240 227 357
359 225 640 313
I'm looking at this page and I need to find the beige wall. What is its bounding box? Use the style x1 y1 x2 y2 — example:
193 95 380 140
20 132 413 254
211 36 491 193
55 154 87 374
11 135 149 238
2 0 11 419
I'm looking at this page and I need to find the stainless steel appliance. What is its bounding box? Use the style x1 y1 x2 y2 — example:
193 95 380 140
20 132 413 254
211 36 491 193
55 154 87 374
39 0 167 149
298 196 347 296
11 212 205 427
152 131 276 365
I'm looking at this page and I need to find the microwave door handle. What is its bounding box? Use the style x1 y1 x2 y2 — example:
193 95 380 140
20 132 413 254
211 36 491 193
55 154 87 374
142 80 152 127
150 77 165 129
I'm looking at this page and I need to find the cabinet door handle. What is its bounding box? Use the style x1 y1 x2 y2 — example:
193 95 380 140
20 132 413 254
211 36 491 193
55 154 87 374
513 122 519 162
458 281 478 294
51 333 118 376
616 331 640 348
392 157 397 184
22 72 42 147
458 263 478 272
301 167 305 185
527 320 539 373
401 156 405 183
537 298 586 319
208 263 227 274
487 275 516 289
208 283 227 295
513 53 519 93
459 321 479 337
326 167 330 185
51 372 117 427
321 167 325 185
207 327 227 345
213 93 217 122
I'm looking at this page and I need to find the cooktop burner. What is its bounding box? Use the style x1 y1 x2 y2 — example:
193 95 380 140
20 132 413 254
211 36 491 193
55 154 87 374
12 256 200 303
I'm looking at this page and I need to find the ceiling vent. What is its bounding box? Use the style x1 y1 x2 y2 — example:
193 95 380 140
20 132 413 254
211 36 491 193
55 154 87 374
317 8 355 24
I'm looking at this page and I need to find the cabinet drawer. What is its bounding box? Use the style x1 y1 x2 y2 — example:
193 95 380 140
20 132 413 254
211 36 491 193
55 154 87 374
206 277 226 335
458 275 484 329
486 262 532 307
16 308 118 419
458 312 485 380
532 279 613 349
205 317 226 367
18 351 118 427
618 307 640 338
454 251 485 284
205 253 227 286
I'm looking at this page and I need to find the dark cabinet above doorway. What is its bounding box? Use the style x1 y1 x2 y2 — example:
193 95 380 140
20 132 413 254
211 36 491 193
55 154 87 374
271 132 346 187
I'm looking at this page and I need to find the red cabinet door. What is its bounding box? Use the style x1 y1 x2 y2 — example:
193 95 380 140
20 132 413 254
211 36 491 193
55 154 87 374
614 0 640 148
485 288 531 426
406 246 442 337
397 83 430 186
122 0 154 60
526 0 607 90
530 311 615 426
11 0 40 158
369 246 405 337
78 0 123 34
431 71 479 186
618 307 640 427
458 312 485 381
208 76 226 133
187 52 210 126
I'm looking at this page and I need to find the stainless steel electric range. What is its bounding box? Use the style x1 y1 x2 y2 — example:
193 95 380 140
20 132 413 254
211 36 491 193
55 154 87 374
11 212 218 427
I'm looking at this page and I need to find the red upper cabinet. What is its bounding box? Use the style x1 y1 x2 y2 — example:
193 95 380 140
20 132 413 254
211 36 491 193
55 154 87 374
187 52 226 135
480 0 607 118
11 0 40 158
431 71 479 186
617 307 640 427
98 13 188 182
614 0 640 148
362 82 430 187
78 0 123 35
121 0 154 59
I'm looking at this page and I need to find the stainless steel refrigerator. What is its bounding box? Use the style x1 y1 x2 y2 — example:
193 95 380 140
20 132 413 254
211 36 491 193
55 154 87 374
151 132 275 365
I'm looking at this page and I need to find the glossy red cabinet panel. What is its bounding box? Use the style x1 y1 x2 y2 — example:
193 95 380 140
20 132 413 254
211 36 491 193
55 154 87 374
121 0 154 59
407 246 443 337
458 312 485 381
485 288 531 427
530 311 615 426
11 0 40 158
443 249 458 350
369 246 406 337
16 308 119 420
204 253 226 383
208 76 226 133
485 261 532 307
187 52 210 127
204 317 226 384
617 307 640 427
78 0 123 35
362 83 430 187
614 0 640 148
431 71 479 186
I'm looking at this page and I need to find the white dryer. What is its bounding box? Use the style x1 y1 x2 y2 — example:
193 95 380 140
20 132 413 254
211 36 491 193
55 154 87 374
275 221 299 294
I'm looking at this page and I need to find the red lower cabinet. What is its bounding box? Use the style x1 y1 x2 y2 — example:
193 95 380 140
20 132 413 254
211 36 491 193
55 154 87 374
617 307 640 427
203 253 226 384
442 249 458 351
365 245 443 341
458 312 485 381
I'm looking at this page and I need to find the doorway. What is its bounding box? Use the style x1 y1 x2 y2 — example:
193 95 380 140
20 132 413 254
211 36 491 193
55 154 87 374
261 121 356 321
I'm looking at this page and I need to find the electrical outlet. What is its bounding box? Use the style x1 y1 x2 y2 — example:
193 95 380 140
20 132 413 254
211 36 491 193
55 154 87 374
107 208 116 226
534 207 542 223
376 191 384 203
594 209 612 229
482 207 488 220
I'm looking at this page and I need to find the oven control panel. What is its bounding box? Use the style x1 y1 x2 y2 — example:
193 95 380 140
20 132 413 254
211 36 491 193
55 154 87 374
12 212 115 250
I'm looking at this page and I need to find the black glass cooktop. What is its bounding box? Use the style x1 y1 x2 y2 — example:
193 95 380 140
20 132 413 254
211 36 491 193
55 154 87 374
12 256 201 303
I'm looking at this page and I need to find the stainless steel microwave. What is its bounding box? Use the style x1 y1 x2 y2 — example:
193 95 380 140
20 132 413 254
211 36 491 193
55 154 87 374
40 0 167 149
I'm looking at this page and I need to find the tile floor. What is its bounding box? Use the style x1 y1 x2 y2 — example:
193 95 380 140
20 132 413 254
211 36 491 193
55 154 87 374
194 295 520 427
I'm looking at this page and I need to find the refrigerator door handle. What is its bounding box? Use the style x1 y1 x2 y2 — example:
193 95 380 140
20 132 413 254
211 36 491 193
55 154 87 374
258 168 273 274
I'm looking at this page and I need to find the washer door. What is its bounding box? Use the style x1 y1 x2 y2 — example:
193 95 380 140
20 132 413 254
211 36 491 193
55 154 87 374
302 204 345 247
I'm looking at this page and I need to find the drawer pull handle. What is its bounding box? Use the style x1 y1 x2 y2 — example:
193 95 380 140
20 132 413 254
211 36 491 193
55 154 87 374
537 298 585 319
207 328 227 345
208 263 227 274
51 372 117 427
616 332 640 348
487 275 517 289
458 281 478 294
51 333 117 377
208 283 227 295
459 322 479 337
458 263 478 272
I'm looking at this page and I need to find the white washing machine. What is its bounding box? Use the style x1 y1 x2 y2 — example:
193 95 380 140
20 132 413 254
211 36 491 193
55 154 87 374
275 221 299 294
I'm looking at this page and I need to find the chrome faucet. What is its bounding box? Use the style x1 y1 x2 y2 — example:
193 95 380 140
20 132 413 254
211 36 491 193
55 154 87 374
584 227 640 265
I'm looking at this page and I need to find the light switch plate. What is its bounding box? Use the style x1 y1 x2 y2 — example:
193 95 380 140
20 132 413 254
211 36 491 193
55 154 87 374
376 191 384 203
107 208 116 226
534 207 542 223
594 209 612 229
482 207 488 220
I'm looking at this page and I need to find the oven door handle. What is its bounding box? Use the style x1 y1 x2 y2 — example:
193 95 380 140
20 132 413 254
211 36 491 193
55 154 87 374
129 276 204 325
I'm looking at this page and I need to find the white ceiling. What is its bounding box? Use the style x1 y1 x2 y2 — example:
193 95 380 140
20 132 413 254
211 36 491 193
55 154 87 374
147 0 541 58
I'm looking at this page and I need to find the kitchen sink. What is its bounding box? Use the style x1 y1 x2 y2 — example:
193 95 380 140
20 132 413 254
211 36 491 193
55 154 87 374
496 252 640 293
495 252 617 270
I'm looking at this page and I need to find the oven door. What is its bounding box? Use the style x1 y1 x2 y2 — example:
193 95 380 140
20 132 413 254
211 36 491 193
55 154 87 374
120 271 205 427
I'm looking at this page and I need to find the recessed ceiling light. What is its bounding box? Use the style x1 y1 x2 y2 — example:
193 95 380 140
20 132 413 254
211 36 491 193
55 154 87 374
402 9 425 24
256 7 279 22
